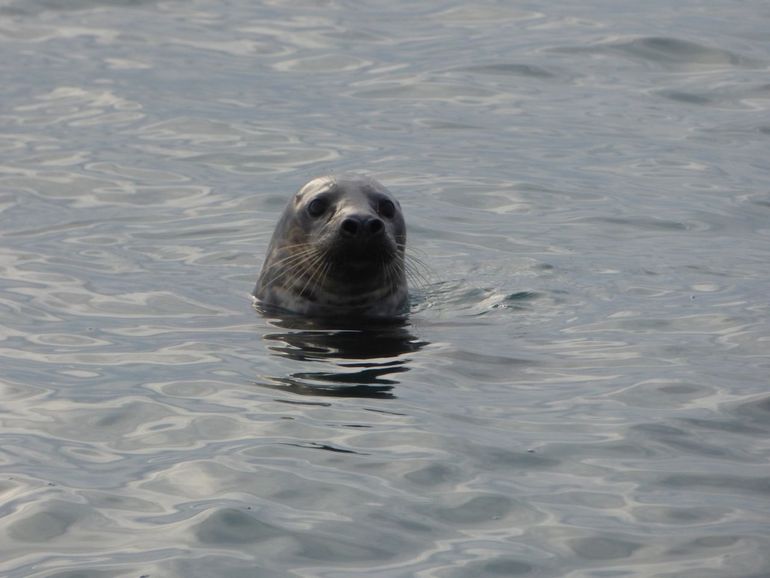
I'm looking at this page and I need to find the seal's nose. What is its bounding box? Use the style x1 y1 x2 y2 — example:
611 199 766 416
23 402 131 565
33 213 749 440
340 216 384 238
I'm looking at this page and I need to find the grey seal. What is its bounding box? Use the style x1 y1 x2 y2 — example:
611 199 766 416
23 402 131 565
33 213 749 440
254 175 408 319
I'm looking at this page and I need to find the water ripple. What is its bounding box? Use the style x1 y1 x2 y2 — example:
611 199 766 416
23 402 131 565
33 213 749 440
1 1 769 577
554 35 763 71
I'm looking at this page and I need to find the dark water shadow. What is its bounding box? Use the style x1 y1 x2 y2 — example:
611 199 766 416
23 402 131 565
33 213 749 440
255 311 428 399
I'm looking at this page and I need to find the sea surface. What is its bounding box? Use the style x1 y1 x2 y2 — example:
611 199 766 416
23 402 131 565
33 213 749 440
1 1 769 576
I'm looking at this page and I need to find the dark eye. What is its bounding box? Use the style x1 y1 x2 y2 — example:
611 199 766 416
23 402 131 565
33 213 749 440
378 199 396 219
307 197 328 218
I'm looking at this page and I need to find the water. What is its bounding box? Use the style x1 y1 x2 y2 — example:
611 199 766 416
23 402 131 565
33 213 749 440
1 0 769 576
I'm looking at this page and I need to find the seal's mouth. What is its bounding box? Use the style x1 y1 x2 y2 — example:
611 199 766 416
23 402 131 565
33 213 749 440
329 242 398 279
337 252 391 271
329 231 392 257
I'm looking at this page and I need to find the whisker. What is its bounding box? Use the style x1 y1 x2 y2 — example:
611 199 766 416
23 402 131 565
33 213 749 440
312 259 332 299
403 252 431 289
261 251 319 290
264 246 319 270
296 247 329 298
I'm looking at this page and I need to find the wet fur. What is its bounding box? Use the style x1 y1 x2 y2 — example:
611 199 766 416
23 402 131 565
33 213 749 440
254 175 408 318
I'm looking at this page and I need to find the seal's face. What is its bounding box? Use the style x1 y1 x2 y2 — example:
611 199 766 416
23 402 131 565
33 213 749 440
255 176 408 318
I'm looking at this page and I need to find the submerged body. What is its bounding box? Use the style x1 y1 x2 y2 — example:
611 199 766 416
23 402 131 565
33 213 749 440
254 175 408 319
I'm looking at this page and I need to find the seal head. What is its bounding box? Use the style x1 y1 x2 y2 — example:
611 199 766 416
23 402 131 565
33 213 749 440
254 175 408 319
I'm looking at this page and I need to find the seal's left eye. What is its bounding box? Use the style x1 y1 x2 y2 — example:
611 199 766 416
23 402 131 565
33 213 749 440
378 199 396 219
307 198 328 218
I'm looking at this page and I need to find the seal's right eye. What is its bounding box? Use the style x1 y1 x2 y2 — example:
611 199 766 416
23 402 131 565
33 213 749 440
307 197 328 218
378 199 396 219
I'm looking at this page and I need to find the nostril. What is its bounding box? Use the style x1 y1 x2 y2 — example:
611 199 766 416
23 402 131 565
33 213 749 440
341 218 359 237
368 218 384 235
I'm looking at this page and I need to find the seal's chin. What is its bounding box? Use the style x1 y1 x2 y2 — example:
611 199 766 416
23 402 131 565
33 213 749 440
344 258 375 271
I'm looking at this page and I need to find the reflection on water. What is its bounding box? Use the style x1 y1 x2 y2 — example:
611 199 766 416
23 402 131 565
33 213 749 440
2 0 770 576
256 313 427 399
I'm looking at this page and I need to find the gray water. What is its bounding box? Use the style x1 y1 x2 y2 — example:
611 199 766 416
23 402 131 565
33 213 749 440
1 0 769 576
